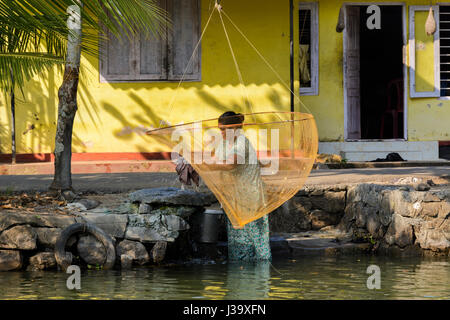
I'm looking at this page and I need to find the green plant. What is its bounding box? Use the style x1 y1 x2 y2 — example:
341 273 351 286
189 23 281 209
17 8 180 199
364 234 377 245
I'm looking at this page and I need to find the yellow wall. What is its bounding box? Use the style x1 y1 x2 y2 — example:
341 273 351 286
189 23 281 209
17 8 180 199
299 0 450 142
0 0 293 154
0 0 448 155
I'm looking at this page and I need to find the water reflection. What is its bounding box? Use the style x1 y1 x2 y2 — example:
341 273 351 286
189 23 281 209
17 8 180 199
0 256 448 300
223 262 271 299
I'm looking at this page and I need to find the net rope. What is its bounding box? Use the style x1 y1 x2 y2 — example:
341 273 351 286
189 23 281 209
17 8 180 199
161 1 313 128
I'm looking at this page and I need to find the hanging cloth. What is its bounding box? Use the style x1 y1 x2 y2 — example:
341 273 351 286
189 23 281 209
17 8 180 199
426 7 436 36
336 6 345 33
299 45 311 84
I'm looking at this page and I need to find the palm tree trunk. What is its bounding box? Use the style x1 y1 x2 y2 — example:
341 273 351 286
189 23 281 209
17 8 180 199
10 83 16 165
50 3 82 192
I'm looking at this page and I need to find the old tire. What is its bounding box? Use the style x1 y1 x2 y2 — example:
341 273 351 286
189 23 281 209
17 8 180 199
55 223 116 271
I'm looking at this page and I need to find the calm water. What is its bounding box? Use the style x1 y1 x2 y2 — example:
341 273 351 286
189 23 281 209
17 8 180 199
0 256 448 300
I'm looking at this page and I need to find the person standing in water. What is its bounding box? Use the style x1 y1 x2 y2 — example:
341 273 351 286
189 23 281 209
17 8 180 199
206 111 272 262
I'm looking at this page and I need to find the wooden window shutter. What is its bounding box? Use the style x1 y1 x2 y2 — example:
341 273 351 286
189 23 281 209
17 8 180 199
168 0 201 81
409 6 440 98
136 0 168 80
99 21 135 82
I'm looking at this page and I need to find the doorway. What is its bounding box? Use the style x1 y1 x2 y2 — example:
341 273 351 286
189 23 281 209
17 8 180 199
345 4 406 140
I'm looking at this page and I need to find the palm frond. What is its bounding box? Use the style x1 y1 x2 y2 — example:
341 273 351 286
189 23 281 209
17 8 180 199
0 0 169 92
0 53 64 92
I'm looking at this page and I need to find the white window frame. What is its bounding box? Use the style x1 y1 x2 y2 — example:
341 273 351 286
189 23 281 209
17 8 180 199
299 2 319 96
409 5 440 98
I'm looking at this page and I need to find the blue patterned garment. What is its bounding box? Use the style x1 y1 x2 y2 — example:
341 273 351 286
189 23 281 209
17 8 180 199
216 130 272 262
227 215 272 262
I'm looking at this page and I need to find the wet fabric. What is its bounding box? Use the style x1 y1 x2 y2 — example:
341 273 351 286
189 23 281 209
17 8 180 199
227 215 271 262
175 157 200 186
217 131 271 261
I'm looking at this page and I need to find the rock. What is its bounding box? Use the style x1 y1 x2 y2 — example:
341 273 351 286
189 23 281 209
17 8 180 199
0 250 22 271
116 240 150 265
35 228 77 248
75 214 128 238
125 227 177 243
139 203 152 214
78 199 101 210
414 223 450 251
66 203 88 211
419 202 441 218
28 252 56 271
0 225 37 250
67 199 101 212
151 205 200 218
164 215 190 231
125 214 189 243
310 189 325 196
120 254 133 269
395 177 421 185
62 190 77 202
151 241 168 264
77 235 106 265
107 202 135 214
384 214 415 248
366 212 385 238
270 200 312 232
413 183 431 192
0 212 77 233
310 210 341 230
129 187 216 207
309 191 346 213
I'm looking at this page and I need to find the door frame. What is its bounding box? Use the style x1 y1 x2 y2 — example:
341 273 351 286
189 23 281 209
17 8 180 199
343 2 408 141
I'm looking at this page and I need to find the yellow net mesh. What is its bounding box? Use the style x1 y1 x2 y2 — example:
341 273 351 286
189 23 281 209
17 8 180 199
147 111 318 229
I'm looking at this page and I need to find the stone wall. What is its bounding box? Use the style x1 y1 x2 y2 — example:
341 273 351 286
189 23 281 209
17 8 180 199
340 184 450 256
1 184 449 271
0 188 214 271
270 186 347 232
270 183 450 256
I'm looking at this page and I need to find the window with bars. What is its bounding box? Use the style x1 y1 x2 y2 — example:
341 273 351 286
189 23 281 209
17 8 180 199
99 0 201 82
299 3 318 96
409 6 440 98
440 6 450 97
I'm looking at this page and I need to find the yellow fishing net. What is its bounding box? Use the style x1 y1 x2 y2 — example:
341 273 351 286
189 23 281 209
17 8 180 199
147 111 318 229
146 2 319 229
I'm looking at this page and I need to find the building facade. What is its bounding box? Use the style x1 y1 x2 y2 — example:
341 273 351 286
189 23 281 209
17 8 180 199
0 0 448 162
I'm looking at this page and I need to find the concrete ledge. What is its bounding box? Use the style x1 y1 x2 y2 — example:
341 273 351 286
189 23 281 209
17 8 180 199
322 160 450 169
319 141 439 161
0 160 176 175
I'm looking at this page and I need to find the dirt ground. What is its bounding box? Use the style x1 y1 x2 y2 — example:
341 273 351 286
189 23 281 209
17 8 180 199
0 191 130 216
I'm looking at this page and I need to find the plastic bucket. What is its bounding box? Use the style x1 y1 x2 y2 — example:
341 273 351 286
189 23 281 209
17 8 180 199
193 209 223 244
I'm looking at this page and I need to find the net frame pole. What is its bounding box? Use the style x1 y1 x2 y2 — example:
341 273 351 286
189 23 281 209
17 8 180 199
290 0 295 158
290 0 295 113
